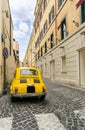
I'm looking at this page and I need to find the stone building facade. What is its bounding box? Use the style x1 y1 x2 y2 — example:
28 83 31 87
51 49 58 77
24 0 85 87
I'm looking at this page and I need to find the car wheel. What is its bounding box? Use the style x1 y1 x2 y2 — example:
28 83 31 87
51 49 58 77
40 95 45 101
11 97 15 102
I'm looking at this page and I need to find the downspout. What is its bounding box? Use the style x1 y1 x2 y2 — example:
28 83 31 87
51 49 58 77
55 0 57 45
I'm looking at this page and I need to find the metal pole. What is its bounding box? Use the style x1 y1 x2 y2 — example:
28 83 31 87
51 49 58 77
4 52 6 89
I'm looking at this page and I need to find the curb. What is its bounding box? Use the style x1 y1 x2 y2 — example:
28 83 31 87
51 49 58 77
44 78 85 92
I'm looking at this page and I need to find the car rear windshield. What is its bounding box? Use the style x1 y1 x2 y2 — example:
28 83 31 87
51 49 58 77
20 69 38 76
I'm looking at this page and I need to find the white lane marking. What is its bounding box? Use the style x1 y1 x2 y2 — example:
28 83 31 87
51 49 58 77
35 113 66 130
0 117 12 130
74 107 85 119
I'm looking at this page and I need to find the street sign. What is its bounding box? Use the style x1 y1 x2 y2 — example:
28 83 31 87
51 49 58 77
3 47 8 59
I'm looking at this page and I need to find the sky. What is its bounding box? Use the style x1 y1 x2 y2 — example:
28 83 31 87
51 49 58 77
9 0 36 61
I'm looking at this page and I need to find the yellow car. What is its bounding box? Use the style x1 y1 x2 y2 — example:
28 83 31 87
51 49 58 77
10 67 47 101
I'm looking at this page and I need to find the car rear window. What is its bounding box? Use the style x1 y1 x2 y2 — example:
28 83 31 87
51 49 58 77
20 69 38 75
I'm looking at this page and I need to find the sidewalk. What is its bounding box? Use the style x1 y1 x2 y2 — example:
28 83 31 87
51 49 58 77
44 78 85 92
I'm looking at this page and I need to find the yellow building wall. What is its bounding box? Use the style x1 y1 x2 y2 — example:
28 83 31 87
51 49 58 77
56 0 80 42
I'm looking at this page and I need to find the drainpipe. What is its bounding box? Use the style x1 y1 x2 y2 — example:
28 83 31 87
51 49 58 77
10 13 11 55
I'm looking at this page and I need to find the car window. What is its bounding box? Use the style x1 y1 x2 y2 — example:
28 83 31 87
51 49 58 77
20 69 38 75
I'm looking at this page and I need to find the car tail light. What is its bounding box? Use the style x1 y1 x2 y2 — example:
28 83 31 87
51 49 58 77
43 87 46 92
15 87 18 94
34 79 40 83
20 79 27 83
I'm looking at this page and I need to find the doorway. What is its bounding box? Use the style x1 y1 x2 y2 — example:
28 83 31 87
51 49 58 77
80 49 85 86
50 60 55 81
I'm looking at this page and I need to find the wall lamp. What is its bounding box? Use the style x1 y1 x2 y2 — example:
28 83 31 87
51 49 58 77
59 46 64 49
80 31 85 35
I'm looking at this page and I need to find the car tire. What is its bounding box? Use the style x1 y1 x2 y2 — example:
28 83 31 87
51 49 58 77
11 97 15 102
40 95 45 101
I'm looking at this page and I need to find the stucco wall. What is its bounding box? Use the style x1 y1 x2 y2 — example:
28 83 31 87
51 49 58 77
37 23 85 87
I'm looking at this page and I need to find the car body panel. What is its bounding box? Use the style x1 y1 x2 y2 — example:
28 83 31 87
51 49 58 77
10 67 46 100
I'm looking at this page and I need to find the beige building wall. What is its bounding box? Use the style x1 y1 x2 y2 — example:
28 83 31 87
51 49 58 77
0 0 17 94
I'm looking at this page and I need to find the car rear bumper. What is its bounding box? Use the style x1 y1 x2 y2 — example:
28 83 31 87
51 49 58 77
10 92 46 98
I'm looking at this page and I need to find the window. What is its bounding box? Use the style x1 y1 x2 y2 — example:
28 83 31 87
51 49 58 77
44 42 47 53
40 11 42 21
81 1 85 23
61 18 67 40
43 0 47 10
41 47 43 56
49 6 54 24
44 20 47 34
50 33 54 48
58 0 65 9
62 56 67 73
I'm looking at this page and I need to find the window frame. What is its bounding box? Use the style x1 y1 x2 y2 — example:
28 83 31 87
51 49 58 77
81 1 85 23
50 33 54 49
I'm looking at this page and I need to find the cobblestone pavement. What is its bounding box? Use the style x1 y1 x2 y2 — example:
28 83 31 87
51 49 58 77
0 80 85 130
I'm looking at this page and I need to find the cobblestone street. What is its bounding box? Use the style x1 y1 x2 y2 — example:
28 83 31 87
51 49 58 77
0 80 85 130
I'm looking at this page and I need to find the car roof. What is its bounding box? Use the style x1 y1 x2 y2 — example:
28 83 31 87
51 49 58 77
16 67 39 71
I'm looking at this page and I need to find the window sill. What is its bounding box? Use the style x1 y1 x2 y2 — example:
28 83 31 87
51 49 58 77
61 71 67 74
